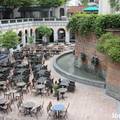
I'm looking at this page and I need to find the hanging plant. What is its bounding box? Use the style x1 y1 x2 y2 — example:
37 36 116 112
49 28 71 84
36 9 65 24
80 52 86 62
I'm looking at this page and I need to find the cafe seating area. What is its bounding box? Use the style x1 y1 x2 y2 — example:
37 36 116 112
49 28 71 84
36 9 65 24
0 44 76 120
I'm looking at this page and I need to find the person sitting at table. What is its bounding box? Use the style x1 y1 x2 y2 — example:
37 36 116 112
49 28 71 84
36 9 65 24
53 81 59 97
47 101 52 113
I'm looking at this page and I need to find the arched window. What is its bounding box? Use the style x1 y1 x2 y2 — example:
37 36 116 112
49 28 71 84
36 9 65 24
18 31 22 43
25 30 28 43
58 28 65 42
60 8 65 18
35 29 42 44
30 29 33 37
49 29 54 43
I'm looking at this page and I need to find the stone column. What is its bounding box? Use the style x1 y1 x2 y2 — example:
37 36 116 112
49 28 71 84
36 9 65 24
65 30 70 43
54 29 58 43
32 29 36 43
22 32 26 46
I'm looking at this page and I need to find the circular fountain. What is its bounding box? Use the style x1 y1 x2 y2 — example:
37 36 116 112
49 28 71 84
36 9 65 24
54 51 106 88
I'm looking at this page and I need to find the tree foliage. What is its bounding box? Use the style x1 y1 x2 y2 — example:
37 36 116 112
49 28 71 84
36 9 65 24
110 0 120 11
0 0 65 7
37 25 52 37
0 0 36 7
68 14 120 37
97 33 120 62
38 0 65 7
67 14 97 36
81 0 88 7
95 14 120 37
0 31 20 49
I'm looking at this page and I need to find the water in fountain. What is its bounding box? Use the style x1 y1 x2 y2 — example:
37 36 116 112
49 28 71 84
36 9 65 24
56 52 106 82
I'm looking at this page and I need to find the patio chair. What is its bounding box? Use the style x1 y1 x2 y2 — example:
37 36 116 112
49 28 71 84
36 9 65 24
0 104 8 113
60 103 70 120
47 110 55 120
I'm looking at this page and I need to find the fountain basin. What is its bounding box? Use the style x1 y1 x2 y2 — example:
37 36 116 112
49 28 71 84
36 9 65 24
54 51 105 88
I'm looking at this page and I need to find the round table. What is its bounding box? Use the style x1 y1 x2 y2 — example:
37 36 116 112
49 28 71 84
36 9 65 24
16 82 26 91
22 101 35 115
36 84 45 95
16 82 26 87
51 103 64 118
0 81 6 86
58 88 67 99
36 84 45 90
17 69 26 74
60 82 69 87
37 77 47 83
0 97 6 105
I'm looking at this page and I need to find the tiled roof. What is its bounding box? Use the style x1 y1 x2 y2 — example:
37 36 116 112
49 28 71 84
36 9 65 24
67 6 85 13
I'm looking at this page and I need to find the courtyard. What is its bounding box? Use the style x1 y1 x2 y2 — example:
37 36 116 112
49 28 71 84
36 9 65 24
0 44 118 120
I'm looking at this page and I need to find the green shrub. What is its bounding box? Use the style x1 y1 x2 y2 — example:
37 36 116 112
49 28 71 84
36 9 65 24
97 33 120 62
67 14 97 36
0 30 20 49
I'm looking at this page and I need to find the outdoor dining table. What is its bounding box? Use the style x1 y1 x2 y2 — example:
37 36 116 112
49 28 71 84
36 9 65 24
22 101 35 115
36 84 45 90
37 77 47 84
60 81 69 87
0 74 4 78
37 70 46 75
58 88 67 99
16 64 25 68
51 103 65 118
36 84 45 95
0 97 6 106
0 81 6 86
0 68 8 73
16 69 26 74
16 81 26 91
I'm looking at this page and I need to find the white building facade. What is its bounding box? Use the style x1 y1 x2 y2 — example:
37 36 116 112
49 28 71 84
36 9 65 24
0 18 75 47
99 0 111 14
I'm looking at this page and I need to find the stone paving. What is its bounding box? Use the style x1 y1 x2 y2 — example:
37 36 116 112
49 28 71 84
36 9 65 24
0 47 119 120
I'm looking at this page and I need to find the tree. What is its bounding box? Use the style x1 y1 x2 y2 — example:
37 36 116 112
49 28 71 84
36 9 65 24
28 36 34 44
37 25 52 37
97 33 120 62
37 25 52 44
0 31 20 49
110 0 120 11
38 0 65 7
0 0 36 18
80 0 88 7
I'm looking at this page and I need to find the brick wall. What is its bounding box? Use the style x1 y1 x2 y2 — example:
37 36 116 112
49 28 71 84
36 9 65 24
75 33 107 71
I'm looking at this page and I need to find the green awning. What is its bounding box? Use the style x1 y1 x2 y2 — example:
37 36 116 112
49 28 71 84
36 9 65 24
83 6 98 11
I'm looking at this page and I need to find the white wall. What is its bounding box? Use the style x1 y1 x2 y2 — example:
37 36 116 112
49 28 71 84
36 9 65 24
99 0 111 14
